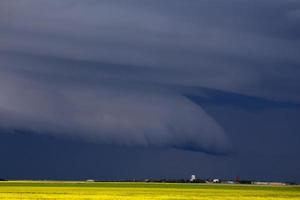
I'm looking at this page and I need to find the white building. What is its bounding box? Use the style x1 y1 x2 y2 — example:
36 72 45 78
190 175 196 182
213 179 220 183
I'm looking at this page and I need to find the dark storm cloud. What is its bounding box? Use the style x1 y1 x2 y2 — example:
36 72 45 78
0 0 299 154
1 0 300 100
0 56 232 154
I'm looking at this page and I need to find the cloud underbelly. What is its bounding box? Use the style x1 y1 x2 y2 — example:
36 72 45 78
0 72 231 154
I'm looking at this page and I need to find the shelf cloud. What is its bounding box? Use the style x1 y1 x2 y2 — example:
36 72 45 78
1 0 300 155
0 70 231 154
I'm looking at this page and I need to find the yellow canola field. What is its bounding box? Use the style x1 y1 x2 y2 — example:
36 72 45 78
0 181 299 200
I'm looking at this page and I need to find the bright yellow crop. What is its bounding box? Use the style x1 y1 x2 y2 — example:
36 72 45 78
0 181 299 200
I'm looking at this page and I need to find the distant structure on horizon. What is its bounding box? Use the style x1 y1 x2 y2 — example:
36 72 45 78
190 175 196 182
213 179 220 183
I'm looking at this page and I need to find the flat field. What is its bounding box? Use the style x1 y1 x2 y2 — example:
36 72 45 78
0 181 299 200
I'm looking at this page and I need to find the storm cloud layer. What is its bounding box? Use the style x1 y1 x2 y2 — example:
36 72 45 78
0 69 231 154
0 0 300 155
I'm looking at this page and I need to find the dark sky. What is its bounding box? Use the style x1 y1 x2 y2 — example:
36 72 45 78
0 0 300 182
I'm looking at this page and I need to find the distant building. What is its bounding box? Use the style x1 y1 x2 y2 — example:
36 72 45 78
213 179 220 183
224 181 235 184
190 175 196 182
253 182 286 186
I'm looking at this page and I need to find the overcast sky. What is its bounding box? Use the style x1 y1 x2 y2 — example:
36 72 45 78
0 0 300 182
